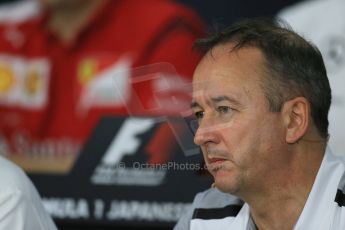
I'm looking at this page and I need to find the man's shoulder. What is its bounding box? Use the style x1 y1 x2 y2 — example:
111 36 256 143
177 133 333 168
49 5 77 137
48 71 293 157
191 188 243 220
335 153 345 197
325 149 345 208
0 156 32 191
0 156 58 230
173 188 243 230
0 156 36 216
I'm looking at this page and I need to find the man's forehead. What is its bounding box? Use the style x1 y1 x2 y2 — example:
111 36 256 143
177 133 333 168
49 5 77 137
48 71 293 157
192 43 266 90
196 43 265 68
191 77 245 104
191 47 266 107
192 85 243 99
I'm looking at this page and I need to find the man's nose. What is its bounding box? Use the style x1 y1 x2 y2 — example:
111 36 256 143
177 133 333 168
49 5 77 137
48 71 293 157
193 117 219 146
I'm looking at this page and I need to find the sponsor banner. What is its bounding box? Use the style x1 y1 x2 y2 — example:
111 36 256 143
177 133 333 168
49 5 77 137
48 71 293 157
43 197 190 223
77 56 132 114
28 116 212 227
0 54 50 108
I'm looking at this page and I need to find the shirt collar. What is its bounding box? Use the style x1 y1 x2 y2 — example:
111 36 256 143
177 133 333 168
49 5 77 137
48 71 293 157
234 147 343 229
291 147 343 229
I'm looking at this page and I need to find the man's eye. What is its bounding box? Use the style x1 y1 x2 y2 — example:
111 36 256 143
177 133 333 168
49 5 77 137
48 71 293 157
217 106 232 114
194 111 204 119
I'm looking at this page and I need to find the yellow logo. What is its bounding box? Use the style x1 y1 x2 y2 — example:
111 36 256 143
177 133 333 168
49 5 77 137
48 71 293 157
0 65 15 94
78 59 98 86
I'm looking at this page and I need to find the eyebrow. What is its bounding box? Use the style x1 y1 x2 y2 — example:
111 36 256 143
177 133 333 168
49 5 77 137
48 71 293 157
190 101 200 109
191 95 240 109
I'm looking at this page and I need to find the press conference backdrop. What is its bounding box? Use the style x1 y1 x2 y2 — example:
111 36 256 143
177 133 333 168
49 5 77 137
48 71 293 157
32 116 212 230
0 0 304 230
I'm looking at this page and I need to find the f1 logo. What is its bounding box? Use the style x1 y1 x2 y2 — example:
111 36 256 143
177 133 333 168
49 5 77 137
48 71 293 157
101 117 156 166
91 117 169 186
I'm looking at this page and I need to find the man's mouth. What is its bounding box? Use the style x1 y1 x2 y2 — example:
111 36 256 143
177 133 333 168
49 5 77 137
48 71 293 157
208 157 226 164
207 157 226 171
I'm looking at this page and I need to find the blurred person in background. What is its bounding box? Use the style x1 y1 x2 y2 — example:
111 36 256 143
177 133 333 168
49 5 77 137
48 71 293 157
0 0 204 172
278 0 345 157
0 155 57 229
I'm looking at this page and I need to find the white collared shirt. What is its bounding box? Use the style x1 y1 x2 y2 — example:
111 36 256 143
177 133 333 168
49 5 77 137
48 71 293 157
174 147 345 230
0 156 57 230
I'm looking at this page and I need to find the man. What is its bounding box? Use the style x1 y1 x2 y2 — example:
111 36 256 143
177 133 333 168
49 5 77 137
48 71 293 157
175 18 345 229
0 155 57 229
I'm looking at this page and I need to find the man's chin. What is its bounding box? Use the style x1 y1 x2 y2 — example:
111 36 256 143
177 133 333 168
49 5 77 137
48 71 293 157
213 177 238 195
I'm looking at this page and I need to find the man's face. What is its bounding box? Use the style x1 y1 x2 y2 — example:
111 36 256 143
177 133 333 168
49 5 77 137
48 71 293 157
191 44 288 196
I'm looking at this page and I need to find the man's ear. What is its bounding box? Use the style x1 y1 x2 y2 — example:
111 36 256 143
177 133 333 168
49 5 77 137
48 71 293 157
282 97 310 144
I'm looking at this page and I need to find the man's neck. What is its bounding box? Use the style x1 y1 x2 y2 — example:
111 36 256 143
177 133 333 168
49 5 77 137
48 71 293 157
45 0 107 44
249 193 308 230
245 142 326 230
